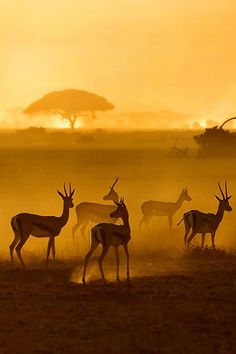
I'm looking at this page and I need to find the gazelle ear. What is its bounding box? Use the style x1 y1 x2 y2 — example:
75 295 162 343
215 194 221 201
57 190 65 199
227 195 232 200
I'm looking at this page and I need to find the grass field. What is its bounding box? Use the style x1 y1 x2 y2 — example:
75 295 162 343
0 129 235 353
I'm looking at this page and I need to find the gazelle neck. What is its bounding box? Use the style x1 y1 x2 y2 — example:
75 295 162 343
216 203 225 225
121 214 130 231
60 201 70 226
174 192 185 210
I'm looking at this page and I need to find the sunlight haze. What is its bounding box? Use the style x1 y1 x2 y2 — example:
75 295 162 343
1 0 236 128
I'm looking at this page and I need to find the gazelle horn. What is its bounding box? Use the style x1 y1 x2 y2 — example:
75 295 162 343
218 181 225 199
110 177 119 190
64 183 68 197
225 181 228 199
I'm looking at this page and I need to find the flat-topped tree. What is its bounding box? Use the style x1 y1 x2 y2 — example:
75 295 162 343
23 89 114 129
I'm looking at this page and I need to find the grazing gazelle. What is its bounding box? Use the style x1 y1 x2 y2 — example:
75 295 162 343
139 188 192 231
72 177 120 240
178 182 232 250
82 198 131 285
10 184 75 267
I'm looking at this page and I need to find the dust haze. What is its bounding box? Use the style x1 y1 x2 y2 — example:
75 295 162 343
1 128 235 262
0 129 235 353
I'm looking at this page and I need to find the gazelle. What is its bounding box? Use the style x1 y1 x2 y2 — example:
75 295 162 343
82 198 131 285
139 188 192 231
178 182 232 250
10 184 75 267
72 177 120 240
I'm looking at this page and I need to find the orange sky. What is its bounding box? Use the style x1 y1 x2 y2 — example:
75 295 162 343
1 0 236 127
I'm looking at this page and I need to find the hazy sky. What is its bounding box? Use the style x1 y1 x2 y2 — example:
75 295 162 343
1 0 236 124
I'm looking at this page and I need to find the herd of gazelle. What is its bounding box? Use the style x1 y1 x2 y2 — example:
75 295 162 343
9 179 232 284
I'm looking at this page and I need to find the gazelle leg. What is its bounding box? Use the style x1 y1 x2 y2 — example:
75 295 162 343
184 224 191 247
168 215 173 232
98 245 110 284
52 238 56 261
201 233 206 249
15 236 29 268
82 238 99 285
123 244 130 282
183 218 191 247
114 246 120 282
211 232 216 250
186 230 197 250
46 236 54 266
80 222 90 246
72 222 80 243
142 215 152 230
9 233 20 264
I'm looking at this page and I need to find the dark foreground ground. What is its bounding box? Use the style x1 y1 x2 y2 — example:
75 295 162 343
0 251 235 354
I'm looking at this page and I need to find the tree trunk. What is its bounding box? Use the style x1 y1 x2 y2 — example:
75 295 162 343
68 114 77 130
61 113 77 129
70 118 76 130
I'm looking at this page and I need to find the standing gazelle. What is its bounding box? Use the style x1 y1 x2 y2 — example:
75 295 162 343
139 188 192 231
82 198 131 285
72 177 120 241
10 184 75 267
178 182 232 250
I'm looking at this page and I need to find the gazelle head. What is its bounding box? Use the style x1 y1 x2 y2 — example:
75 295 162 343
215 181 232 212
57 183 75 208
110 198 129 219
182 188 192 201
103 177 119 203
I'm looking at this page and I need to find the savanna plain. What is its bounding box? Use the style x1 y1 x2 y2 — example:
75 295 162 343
0 129 235 354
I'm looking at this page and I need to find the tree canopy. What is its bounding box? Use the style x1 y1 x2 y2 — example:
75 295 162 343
24 89 114 129
194 117 236 157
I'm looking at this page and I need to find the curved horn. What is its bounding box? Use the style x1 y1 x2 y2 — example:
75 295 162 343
64 183 68 197
69 183 72 195
110 177 119 190
218 181 225 199
225 181 228 198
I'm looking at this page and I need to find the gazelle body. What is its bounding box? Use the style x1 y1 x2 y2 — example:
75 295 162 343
139 188 191 231
178 182 232 249
10 184 75 267
82 198 131 285
72 178 120 240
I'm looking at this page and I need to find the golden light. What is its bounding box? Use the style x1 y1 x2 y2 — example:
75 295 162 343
52 117 84 129
199 120 207 128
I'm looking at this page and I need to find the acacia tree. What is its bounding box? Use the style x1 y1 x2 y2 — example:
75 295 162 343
24 89 114 129
194 116 236 157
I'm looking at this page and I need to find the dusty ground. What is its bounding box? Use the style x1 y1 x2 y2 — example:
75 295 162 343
0 251 235 354
0 130 235 353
